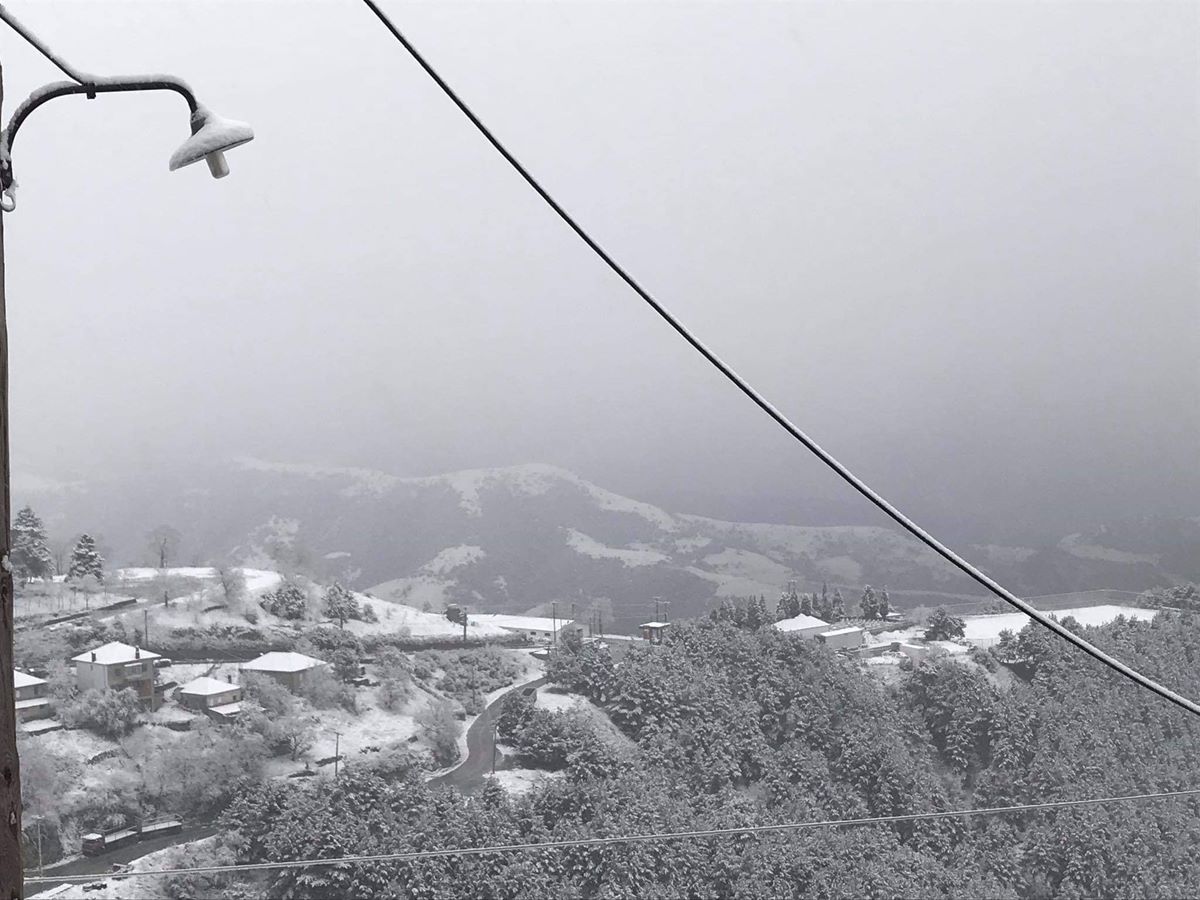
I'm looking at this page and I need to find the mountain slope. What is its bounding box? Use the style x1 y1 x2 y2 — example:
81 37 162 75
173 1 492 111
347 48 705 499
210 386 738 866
15 459 1182 631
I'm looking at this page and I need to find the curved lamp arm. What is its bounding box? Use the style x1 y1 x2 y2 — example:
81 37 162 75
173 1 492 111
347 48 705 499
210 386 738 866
0 76 199 202
0 6 251 212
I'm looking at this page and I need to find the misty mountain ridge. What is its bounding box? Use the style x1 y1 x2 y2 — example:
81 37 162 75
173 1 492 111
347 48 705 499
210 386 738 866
14 458 1196 631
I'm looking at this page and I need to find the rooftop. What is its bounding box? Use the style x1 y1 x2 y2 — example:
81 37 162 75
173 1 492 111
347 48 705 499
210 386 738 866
71 642 160 665
773 614 831 633
241 651 324 673
821 626 865 637
14 670 45 689
178 676 239 697
639 621 671 629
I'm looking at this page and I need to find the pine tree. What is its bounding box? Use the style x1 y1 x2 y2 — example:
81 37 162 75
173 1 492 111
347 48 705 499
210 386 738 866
860 585 878 620
799 591 814 617
831 589 844 620
878 586 891 620
67 534 104 583
775 580 801 621
831 589 844 622
11 505 54 583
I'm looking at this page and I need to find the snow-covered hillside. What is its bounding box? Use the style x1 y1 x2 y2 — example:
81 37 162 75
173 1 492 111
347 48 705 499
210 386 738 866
15 459 1185 633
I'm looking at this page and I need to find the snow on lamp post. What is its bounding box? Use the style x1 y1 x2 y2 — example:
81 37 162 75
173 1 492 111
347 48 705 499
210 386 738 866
0 4 254 211
0 7 253 896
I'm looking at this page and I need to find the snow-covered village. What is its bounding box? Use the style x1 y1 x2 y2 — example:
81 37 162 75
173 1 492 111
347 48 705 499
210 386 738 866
2 2 1199 898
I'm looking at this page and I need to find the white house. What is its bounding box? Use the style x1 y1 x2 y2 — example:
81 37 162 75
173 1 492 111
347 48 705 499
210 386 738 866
72 642 161 709
177 676 243 718
240 652 326 692
772 614 833 640
817 626 866 650
13 670 51 722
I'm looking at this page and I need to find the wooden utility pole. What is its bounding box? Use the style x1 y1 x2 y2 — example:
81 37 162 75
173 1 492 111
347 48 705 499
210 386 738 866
0 61 24 900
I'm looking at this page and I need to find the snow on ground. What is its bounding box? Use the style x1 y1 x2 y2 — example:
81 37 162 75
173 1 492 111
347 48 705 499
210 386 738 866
116 567 217 582
563 529 667 567
421 545 486 576
306 690 426 762
876 605 1159 649
958 605 1158 646
35 727 118 763
536 689 589 713
486 768 563 797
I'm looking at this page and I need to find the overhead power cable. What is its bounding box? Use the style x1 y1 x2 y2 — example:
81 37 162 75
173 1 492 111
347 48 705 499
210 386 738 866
25 788 1200 886
357 0 1200 719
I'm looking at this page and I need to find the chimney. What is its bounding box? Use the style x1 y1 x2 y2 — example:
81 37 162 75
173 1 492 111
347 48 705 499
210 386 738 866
90 651 96 662
135 647 141 660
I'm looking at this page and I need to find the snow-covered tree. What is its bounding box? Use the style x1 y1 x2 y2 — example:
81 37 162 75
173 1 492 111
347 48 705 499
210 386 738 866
776 580 801 621
11 505 54 582
860 585 879 620
323 582 360 628
67 533 104 583
878 586 891 619
261 581 309 620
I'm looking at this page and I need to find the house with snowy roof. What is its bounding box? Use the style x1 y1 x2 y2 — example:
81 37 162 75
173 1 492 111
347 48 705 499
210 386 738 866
816 626 866 650
240 651 326 692
772 613 834 640
72 642 161 709
13 670 51 722
177 676 243 719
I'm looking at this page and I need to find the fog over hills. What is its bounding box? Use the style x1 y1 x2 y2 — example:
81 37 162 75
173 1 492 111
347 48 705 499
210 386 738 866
14 459 1195 632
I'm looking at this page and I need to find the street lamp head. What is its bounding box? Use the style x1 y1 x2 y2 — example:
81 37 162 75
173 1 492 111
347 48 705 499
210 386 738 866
168 106 254 179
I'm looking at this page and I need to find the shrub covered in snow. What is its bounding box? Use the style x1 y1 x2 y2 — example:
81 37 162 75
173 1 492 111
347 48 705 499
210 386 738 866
260 581 310 620
60 687 142 737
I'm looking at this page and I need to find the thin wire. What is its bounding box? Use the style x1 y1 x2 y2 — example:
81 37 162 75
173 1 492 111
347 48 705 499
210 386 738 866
356 0 1200 719
0 4 89 83
25 788 1200 885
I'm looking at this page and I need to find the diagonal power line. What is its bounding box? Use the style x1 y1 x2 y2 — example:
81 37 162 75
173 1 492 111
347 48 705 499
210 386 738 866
355 1 1200 718
24 788 1200 885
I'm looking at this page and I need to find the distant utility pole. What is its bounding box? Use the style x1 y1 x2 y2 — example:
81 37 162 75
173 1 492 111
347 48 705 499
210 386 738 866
551 600 558 648
332 729 343 780
144 609 150 647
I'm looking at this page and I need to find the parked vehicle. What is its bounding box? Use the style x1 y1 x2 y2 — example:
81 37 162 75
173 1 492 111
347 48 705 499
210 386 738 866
80 819 183 856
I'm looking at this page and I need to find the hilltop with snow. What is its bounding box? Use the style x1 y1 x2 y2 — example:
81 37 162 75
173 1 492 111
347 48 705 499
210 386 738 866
14 459 1189 632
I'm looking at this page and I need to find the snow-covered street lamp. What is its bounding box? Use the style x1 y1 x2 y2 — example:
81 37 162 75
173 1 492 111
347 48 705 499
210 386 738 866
0 5 254 211
0 7 253 896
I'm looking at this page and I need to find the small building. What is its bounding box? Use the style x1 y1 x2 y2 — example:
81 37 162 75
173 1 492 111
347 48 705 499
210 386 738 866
72 642 161 709
240 652 326 692
469 614 585 644
817 626 866 651
13 670 52 722
639 621 671 645
176 676 243 715
898 642 929 663
772 614 832 640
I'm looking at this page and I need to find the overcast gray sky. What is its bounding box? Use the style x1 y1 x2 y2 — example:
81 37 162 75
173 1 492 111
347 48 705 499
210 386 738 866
1 0 1196 540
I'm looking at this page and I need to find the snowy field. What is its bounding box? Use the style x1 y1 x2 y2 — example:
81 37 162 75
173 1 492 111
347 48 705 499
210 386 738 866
877 604 1159 649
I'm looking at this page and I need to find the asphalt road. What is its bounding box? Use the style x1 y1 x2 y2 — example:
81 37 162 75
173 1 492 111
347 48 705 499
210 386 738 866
25 824 217 896
429 677 547 794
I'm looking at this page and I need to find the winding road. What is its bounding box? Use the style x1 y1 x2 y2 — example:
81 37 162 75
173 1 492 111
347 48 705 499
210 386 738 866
429 677 547 794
